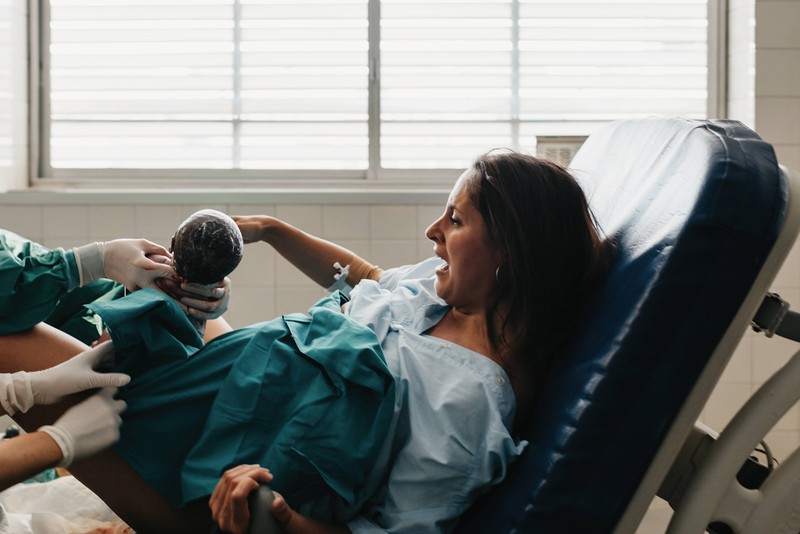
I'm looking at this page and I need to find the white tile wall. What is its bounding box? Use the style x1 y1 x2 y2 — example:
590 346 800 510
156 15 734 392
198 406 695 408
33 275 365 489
754 1 800 49
322 205 370 239
758 97 800 144
0 205 42 241
88 205 137 240
775 144 800 172
42 206 89 241
134 204 186 241
755 50 800 97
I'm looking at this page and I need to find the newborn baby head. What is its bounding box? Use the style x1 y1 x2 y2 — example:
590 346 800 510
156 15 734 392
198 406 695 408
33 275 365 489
170 209 244 285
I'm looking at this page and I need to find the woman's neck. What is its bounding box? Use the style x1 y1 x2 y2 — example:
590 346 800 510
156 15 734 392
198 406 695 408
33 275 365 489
428 306 505 369
429 306 534 431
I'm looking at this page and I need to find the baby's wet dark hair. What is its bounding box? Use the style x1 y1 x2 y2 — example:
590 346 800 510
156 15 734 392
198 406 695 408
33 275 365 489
171 209 244 284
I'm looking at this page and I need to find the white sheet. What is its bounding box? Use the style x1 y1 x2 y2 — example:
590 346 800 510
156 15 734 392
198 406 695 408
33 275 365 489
0 476 130 534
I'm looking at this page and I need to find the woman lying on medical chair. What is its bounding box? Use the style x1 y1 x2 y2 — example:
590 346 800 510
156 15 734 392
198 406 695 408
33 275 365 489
1 151 614 534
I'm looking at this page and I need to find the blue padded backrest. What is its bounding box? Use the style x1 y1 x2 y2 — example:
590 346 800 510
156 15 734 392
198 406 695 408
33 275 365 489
458 118 787 533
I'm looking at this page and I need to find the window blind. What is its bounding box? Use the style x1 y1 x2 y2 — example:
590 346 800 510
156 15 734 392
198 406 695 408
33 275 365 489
47 0 369 171
381 0 708 169
44 0 708 175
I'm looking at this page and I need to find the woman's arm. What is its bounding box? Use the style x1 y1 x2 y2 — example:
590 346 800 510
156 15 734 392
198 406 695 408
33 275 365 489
232 216 382 289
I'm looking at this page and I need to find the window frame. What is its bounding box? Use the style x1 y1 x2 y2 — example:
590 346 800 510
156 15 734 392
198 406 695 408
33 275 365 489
28 0 727 190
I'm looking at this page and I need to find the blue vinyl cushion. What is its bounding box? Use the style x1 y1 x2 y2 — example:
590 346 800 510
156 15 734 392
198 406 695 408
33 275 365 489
457 118 786 533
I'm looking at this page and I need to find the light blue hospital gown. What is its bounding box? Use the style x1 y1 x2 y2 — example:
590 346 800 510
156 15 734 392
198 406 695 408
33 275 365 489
338 258 526 533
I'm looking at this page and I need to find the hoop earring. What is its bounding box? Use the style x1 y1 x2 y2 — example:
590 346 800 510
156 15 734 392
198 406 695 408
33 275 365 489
495 265 502 283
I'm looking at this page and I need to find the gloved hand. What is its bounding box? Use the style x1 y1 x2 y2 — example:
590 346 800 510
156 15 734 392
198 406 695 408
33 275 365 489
29 341 130 405
73 238 176 291
182 277 232 321
0 342 130 416
39 388 126 467
157 276 232 321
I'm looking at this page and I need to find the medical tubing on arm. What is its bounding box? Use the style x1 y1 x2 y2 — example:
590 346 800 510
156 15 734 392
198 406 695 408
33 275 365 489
72 242 106 286
0 373 34 416
326 262 352 293
326 257 383 293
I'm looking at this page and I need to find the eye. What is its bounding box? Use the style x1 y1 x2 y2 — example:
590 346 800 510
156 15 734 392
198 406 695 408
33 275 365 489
449 215 461 225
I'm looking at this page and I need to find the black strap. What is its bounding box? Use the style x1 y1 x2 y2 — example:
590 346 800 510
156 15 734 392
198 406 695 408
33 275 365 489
751 292 800 342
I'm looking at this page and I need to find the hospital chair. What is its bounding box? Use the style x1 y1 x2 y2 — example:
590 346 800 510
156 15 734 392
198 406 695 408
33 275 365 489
458 117 800 533
245 117 800 533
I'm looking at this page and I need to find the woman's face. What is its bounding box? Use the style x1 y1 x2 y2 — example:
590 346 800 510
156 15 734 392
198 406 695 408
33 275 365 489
425 169 504 313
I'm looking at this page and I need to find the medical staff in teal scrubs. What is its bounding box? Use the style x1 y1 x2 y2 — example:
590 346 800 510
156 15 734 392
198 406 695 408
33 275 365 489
0 228 230 342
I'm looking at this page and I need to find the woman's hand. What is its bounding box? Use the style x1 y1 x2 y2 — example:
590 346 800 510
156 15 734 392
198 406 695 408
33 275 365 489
231 215 271 244
209 465 349 534
210 464 273 534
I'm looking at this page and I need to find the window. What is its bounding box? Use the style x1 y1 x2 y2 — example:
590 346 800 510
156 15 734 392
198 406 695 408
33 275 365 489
34 0 714 184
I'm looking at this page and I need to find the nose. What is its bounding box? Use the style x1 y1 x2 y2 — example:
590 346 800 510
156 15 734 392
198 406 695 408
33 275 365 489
425 213 444 243
425 217 442 243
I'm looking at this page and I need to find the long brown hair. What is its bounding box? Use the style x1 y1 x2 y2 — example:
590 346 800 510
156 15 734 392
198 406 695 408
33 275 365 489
467 150 614 395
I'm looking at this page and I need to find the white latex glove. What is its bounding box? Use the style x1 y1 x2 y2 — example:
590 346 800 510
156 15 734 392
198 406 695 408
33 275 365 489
156 276 232 320
73 238 176 291
25 341 129 407
181 277 232 320
1 342 129 416
39 388 126 467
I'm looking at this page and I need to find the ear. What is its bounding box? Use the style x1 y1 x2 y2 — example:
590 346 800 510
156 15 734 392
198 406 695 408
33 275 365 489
491 243 506 266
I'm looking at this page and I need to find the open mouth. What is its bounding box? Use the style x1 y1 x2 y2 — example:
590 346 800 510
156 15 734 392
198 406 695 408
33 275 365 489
436 261 450 274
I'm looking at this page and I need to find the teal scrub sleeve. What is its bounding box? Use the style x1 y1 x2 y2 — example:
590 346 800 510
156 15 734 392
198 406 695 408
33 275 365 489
44 279 126 345
0 230 79 335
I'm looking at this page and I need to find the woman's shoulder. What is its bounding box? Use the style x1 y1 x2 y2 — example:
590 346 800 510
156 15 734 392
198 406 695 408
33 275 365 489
376 257 441 291
347 258 447 336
